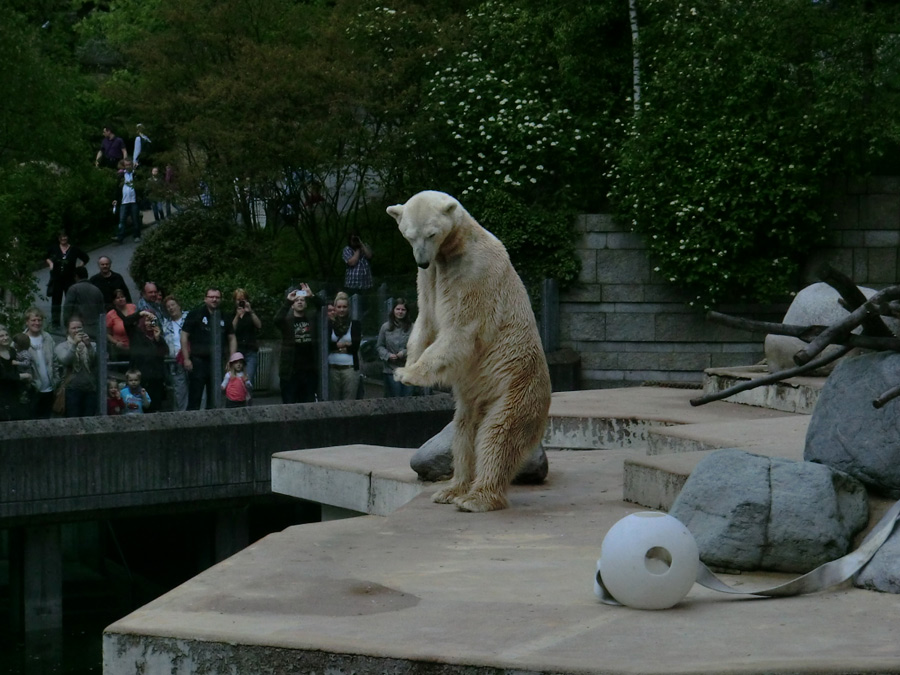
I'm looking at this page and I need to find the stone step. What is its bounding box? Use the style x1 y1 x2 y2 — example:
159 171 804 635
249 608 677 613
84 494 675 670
544 386 801 451
646 415 811 455
270 388 814 519
272 445 422 518
702 366 826 414
625 417 809 511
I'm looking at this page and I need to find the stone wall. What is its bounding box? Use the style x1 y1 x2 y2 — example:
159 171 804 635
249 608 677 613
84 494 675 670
562 177 900 390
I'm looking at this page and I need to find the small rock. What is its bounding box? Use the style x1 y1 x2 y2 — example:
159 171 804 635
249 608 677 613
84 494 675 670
855 525 900 594
410 421 549 484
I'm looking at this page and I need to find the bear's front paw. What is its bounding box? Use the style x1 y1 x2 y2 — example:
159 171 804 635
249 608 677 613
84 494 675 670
395 365 429 388
455 489 509 513
432 483 470 504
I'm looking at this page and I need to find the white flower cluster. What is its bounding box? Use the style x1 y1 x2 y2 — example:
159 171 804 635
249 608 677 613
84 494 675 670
419 11 593 198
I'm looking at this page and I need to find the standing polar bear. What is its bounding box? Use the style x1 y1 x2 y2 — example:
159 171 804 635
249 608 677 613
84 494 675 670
387 190 552 512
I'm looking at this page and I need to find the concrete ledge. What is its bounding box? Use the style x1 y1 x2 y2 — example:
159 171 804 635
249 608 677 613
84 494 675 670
272 445 426 517
647 416 810 456
544 387 803 451
0 396 454 526
703 366 825 414
623 451 704 511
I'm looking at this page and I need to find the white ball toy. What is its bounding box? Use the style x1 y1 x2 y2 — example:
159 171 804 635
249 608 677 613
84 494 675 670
596 512 699 610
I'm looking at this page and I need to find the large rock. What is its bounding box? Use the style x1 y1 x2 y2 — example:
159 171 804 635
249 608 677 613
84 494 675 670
855 526 900 594
805 351 900 496
410 421 549 484
670 448 868 573
764 282 887 374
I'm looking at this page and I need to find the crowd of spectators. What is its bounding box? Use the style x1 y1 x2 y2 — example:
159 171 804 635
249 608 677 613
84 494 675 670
3 125 418 421
1 260 417 422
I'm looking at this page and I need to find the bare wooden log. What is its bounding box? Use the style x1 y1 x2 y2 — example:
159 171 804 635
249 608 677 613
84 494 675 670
874 383 900 410
705 311 823 339
818 264 894 337
793 286 900 366
705 312 900 351
871 299 900 319
690 346 852 407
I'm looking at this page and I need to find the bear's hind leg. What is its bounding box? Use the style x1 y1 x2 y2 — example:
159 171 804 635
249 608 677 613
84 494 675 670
432 405 478 505
455 404 544 513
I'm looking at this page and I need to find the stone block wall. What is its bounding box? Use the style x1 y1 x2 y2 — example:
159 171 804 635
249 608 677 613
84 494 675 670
562 177 900 389
803 176 900 286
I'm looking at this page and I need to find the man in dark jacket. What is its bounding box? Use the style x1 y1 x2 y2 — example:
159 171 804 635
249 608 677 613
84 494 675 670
180 287 236 410
89 255 132 309
63 266 106 340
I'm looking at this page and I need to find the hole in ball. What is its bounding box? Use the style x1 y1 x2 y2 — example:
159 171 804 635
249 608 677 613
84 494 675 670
644 546 672 575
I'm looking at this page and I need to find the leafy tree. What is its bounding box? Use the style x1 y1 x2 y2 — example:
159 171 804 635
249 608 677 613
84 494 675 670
0 5 113 322
609 0 900 308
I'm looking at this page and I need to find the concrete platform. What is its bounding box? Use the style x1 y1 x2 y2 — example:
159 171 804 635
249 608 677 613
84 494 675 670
104 447 900 675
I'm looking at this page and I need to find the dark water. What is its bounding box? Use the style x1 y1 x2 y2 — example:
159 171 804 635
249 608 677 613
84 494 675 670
1 499 319 674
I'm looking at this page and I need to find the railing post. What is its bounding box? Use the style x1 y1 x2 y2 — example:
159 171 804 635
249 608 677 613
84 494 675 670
541 278 560 353
319 304 330 401
211 309 223 408
97 313 108 415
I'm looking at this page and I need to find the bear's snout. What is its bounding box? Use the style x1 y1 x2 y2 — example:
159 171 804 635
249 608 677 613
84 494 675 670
417 261 430 270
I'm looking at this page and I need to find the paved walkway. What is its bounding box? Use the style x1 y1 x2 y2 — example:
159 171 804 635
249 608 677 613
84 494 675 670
33 211 153 330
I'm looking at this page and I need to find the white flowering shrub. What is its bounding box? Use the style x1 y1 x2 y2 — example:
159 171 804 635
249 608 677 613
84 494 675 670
417 2 601 208
609 0 900 308
398 0 632 289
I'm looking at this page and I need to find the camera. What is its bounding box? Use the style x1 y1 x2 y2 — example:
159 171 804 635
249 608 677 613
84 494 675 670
238 300 246 308
297 290 308 297
148 318 158 327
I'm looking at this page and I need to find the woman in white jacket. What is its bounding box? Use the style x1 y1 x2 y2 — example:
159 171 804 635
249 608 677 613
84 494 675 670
23 307 60 418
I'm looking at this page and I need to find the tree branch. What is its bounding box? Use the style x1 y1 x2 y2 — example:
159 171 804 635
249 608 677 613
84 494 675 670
690 346 852 407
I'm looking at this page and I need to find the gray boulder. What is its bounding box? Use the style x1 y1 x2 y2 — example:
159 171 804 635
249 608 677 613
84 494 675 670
805 351 900 497
855 526 900 594
765 282 888 374
670 448 868 573
410 421 549 484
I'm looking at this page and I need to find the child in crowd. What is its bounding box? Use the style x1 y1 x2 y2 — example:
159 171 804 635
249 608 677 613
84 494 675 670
11 333 32 375
120 368 151 414
221 352 252 408
12 333 33 406
107 378 125 416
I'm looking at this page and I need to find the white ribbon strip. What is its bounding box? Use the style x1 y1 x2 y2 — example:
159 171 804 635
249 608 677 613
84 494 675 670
597 498 900 606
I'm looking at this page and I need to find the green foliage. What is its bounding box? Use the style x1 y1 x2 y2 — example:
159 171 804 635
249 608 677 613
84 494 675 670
0 10 89 166
129 209 260 295
0 163 114 324
128 208 311 336
609 0 900 308
471 189 580 294
408 1 626 209
375 0 630 288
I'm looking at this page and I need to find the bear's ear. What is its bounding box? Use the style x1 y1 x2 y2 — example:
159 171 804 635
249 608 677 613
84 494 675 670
440 196 458 217
386 204 404 224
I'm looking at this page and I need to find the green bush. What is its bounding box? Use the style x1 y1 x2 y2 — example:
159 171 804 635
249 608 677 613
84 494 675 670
609 0 900 309
0 163 115 324
128 208 327 337
467 188 580 298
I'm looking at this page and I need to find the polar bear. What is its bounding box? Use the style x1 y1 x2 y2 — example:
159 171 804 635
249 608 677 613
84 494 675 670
386 190 552 512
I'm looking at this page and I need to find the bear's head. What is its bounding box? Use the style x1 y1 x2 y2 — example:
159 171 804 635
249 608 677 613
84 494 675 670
387 190 462 270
